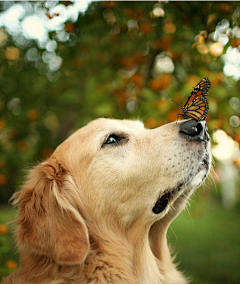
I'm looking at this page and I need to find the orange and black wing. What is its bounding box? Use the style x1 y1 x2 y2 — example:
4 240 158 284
180 77 211 121
183 77 211 107
181 97 209 121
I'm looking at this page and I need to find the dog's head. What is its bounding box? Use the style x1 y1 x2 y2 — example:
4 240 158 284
13 118 211 266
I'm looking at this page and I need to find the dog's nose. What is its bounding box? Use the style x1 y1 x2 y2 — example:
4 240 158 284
179 119 209 141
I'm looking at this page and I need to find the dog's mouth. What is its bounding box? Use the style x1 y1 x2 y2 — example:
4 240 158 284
152 153 210 215
152 183 183 214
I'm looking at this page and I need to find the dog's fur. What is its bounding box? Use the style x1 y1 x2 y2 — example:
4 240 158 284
2 118 211 284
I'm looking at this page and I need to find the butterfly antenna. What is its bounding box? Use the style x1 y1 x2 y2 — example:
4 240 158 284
171 99 182 108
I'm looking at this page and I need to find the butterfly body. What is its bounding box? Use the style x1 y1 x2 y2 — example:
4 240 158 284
179 77 211 121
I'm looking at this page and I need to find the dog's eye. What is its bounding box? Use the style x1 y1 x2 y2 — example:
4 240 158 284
102 134 128 148
105 134 121 145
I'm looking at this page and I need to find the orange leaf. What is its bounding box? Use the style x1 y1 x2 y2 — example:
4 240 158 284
149 74 173 91
0 174 7 185
5 260 18 270
0 224 8 235
27 109 39 121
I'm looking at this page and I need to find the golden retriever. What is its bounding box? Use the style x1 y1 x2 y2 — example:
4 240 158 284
1 118 211 284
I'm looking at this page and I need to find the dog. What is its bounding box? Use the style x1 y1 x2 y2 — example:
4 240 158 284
1 118 211 284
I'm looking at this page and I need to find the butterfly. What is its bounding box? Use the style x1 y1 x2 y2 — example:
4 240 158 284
179 77 211 121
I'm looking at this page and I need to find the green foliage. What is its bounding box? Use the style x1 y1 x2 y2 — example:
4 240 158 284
0 206 18 280
0 234 17 278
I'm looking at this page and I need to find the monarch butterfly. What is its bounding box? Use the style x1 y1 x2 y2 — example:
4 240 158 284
179 77 211 121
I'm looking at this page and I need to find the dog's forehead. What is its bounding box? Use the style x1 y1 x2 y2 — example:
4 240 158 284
60 118 145 151
86 118 145 133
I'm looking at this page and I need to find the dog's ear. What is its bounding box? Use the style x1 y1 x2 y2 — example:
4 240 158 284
12 159 89 265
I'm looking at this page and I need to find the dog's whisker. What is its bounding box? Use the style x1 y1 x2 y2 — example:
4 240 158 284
184 202 193 224
169 225 178 242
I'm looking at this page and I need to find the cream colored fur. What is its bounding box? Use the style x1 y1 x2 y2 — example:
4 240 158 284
1 118 211 284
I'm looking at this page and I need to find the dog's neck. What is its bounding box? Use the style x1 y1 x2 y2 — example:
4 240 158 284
84 218 186 284
85 226 163 284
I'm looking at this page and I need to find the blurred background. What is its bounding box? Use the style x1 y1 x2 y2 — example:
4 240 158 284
0 1 239 283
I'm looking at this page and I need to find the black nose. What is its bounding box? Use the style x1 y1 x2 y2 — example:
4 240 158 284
179 119 209 141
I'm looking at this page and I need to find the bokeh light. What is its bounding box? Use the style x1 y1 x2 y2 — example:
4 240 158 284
212 130 239 160
209 42 224 57
229 97 240 111
154 52 174 74
151 4 165 18
229 115 240 127
0 1 91 44
222 46 240 79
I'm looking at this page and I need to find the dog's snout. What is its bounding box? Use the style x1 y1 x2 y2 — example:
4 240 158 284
179 119 209 141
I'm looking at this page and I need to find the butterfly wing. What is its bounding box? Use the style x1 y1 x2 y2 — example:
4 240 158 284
183 77 211 107
182 97 209 121
181 77 211 121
